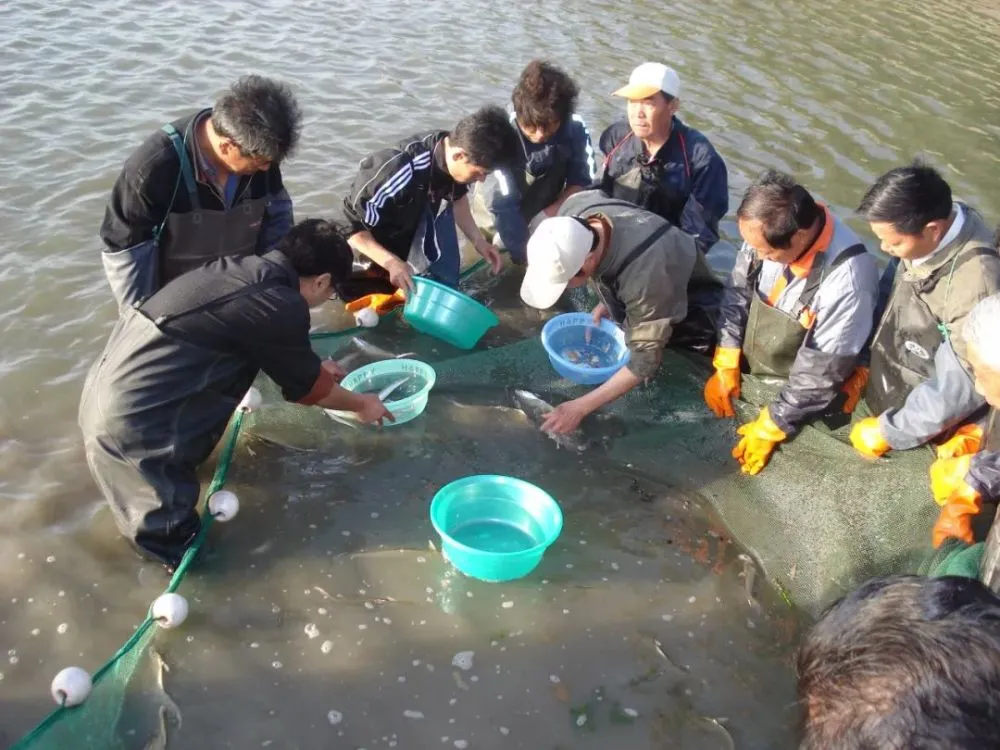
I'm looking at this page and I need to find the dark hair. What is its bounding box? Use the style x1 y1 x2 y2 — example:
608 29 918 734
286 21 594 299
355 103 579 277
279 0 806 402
511 60 579 130
450 105 520 171
857 162 953 235
211 75 302 163
736 170 821 249
275 219 353 280
797 575 1000 750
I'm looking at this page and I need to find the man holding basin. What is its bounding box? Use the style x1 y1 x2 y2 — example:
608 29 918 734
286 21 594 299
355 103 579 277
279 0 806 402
520 189 722 434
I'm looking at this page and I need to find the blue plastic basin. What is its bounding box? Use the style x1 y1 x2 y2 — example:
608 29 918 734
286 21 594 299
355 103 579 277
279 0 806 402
430 475 563 582
333 359 436 426
541 313 630 385
403 277 499 350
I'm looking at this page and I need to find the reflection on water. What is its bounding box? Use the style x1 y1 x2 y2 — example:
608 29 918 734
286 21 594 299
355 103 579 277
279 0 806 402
0 0 998 746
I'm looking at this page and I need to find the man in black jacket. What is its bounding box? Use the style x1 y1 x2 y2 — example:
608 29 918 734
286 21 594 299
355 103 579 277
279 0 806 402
339 105 519 300
100 75 301 309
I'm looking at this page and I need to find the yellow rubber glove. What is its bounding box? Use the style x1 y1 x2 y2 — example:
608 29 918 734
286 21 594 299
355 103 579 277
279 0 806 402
932 487 982 549
732 407 787 476
704 347 742 418
935 424 984 460
840 366 869 414
849 416 891 459
929 455 973 506
344 289 407 316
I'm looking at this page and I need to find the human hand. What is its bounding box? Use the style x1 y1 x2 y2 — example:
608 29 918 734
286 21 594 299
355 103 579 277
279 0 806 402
586 304 609 344
540 400 589 435
385 257 415 295
355 393 395 427
477 242 504 274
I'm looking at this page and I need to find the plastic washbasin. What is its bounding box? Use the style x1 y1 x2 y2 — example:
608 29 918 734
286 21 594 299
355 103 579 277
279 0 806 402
333 359 436 426
541 313 630 385
430 475 563 582
403 276 499 350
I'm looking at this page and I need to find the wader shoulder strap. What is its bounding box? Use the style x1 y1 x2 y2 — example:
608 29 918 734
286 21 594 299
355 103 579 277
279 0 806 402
154 123 199 240
602 221 676 287
914 245 995 342
793 242 867 315
142 278 284 327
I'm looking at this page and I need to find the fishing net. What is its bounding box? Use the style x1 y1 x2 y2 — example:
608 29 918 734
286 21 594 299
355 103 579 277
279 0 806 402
13 258 941 748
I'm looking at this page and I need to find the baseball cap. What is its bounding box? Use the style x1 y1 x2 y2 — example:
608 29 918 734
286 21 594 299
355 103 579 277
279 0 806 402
613 62 681 100
520 217 596 309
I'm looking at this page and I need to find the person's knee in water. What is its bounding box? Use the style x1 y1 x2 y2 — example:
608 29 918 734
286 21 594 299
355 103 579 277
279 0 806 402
79 219 394 569
797 574 1000 749
340 106 519 303
704 170 880 476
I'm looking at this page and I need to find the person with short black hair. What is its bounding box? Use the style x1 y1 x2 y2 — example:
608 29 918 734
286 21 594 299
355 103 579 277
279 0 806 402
79 219 393 569
101 75 302 309
797 574 1000 749
598 63 729 256
849 163 1000 466
471 60 597 263
704 170 879 475
339 105 519 303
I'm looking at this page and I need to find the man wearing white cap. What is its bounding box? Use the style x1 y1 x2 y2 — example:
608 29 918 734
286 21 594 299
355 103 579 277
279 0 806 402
521 189 721 433
599 63 729 256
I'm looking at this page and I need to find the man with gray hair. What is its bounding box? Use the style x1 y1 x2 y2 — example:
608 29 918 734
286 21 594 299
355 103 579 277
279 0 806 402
930 289 1000 548
100 75 302 309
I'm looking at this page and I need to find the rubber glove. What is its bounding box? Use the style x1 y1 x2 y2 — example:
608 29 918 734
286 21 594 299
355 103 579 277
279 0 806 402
932 488 982 549
732 407 787 476
344 289 407 316
935 424 983 460
840 366 868 414
850 416 891 459
704 347 741 418
930 455 974 506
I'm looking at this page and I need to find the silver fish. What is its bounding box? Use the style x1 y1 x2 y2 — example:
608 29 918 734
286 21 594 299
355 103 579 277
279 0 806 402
144 648 182 749
375 376 411 401
350 336 416 361
511 389 588 452
738 553 762 613
325 376 411 426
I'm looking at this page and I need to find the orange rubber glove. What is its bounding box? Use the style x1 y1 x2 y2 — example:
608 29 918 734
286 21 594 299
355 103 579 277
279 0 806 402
849 416 891 459
344 290 407 316
732 407 787 476
840 366 869 414
932 488 982 548
704 347 742 418
929 455 973 506
935 424 984 460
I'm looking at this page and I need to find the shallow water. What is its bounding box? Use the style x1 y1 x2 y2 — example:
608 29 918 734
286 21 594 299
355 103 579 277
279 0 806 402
1 0 999 747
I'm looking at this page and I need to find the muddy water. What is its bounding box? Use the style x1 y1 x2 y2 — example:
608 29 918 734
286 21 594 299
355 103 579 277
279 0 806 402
2 0 999 746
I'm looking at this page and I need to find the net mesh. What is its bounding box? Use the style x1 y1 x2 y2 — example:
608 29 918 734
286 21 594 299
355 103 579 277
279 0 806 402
14 260 941 747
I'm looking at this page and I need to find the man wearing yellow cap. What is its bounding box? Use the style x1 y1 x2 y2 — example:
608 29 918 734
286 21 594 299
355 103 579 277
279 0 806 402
599 63 729 256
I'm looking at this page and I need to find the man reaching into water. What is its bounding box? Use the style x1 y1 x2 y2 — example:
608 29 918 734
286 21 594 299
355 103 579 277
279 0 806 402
80 219 392 569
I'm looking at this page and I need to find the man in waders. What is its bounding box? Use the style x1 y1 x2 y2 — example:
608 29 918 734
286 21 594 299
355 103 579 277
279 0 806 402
337 105 519 305
599 63 729 256
703 171 880 475
519 189 722 434
79 220 393 569
929 292 1000 548
849 164 1000 467
471 60 597 264
101 75 301 310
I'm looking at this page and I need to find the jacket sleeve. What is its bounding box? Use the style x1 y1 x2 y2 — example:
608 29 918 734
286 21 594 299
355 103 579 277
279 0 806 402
99 144 176 308
768 255 880 435
620 230 694 379
481 169 528 261
257 165 294 251
342 148 415 236
879 340 986 450
968 449 1000 499
716 243 755 350
565 115 598 187
680 137 729 253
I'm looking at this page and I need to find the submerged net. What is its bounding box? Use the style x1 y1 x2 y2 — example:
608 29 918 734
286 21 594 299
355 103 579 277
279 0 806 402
14 259 941 747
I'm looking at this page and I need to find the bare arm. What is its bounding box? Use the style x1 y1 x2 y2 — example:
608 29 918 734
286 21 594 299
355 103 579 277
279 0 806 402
347 230 414 293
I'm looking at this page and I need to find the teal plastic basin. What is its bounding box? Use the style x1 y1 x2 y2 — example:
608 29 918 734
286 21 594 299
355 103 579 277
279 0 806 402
334 359 436 426
430 475 563 582
403 277 499 350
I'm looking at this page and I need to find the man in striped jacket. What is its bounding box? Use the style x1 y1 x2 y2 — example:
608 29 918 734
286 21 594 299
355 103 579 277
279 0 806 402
339 106 519 301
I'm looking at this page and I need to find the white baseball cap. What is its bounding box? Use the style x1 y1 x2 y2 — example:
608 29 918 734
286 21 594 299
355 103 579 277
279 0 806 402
520 217 596 309
613 62 681 100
